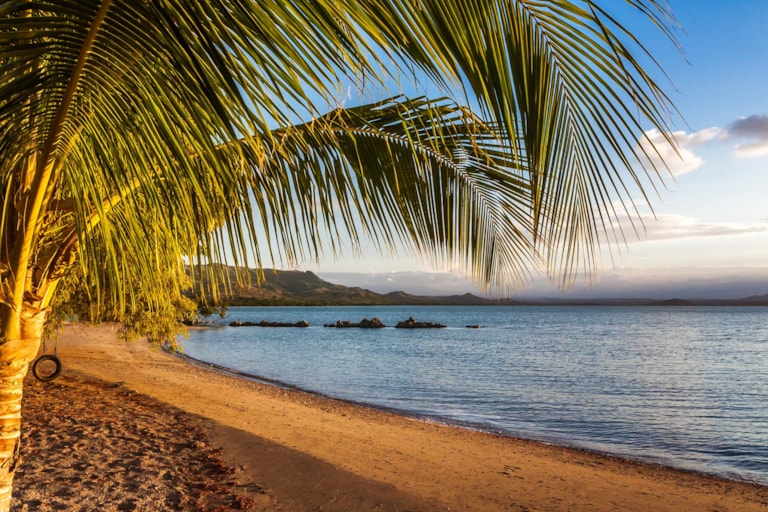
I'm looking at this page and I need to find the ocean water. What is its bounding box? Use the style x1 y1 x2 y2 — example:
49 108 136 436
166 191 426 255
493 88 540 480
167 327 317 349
181 305 768 485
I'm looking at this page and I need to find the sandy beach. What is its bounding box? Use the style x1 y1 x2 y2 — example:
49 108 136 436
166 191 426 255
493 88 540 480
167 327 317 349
12 323 768 511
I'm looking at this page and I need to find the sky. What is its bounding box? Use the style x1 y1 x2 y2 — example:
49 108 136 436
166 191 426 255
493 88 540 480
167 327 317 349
297 1 768 299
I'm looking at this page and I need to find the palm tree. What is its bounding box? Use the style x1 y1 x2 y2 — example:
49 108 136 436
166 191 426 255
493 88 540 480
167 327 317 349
0 0 678 507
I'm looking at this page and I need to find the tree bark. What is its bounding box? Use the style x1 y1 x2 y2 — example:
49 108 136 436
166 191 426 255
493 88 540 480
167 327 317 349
0 305 46 511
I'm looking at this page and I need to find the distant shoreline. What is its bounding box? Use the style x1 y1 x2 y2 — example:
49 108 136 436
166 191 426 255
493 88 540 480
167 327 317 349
191 266 768 307
224 298 768 306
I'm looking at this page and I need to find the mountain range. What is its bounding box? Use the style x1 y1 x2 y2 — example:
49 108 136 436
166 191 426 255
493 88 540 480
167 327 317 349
201 267 768 307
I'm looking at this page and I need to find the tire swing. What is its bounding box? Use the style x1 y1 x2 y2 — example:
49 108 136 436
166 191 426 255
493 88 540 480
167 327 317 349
31 330 62 382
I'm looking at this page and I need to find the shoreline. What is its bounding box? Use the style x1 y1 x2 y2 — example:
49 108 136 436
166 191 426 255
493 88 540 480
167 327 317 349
174 348 762 487
17 323 768 511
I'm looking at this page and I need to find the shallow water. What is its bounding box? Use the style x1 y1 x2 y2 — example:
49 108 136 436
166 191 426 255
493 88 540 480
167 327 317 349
181 305 768 485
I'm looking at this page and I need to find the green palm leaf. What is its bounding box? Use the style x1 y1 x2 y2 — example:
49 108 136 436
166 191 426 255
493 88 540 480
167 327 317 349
0 0 682 324
0 1 684 505
242 96 541 292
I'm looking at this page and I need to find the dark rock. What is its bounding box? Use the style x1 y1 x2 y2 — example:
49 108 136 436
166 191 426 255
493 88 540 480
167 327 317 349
229 320 309 327
395 317 446 329
324 317 385 328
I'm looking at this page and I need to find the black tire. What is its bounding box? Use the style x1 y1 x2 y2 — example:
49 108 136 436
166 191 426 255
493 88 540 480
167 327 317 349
31 354 62 382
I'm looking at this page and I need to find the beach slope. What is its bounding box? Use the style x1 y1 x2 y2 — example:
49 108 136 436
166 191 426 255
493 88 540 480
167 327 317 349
14 324 768 511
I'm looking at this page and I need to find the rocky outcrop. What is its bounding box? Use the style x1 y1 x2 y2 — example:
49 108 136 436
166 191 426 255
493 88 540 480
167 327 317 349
324 317 385 328
395 317 446 329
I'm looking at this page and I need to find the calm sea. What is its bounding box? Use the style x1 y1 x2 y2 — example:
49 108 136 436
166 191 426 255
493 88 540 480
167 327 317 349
181 305 768 485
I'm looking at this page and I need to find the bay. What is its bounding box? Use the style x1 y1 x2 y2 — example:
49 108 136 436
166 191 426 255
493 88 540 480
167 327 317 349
181 305 768 485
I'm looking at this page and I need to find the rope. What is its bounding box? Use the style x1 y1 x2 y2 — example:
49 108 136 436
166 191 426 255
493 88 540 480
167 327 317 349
40 326 60 356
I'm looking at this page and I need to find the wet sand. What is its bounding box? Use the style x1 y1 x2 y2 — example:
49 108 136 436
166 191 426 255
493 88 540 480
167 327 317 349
13 323 768 511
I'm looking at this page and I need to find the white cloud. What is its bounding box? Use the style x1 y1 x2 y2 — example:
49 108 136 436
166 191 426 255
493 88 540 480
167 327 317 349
637 127 721 177
615 212 768 243
727 114 768 158
641 214 768 241
638 115 768 168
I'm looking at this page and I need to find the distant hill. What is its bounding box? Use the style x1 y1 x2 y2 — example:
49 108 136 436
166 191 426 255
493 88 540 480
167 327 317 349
192 266 499 306
190 266 768 307
738 293 768 304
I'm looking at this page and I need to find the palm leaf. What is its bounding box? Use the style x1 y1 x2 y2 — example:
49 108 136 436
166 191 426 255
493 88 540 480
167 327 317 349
344 0 680 284
240 96 542 292
0 0 680 307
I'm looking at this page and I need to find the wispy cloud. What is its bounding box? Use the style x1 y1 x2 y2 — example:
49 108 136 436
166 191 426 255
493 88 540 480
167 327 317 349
636 115 768 173
727 114 768 158
637 127 721 177
606 210 768 246
318 270 483 295
639 214 768 241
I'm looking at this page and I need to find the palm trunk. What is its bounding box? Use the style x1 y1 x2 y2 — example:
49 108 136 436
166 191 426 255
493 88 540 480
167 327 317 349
0 304 46 511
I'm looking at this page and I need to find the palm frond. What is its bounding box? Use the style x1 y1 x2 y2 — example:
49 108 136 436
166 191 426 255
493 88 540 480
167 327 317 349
345 0 680 285
0 0 681 309
242 96 541 292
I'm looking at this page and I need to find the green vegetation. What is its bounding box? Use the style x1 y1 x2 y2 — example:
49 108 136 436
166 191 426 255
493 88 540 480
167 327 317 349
0 1 679 508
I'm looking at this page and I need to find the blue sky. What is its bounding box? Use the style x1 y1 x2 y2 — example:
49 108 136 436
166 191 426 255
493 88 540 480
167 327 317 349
301 1 768 299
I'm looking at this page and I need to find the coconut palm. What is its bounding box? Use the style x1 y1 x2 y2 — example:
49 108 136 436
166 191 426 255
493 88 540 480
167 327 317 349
0 0 677 507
